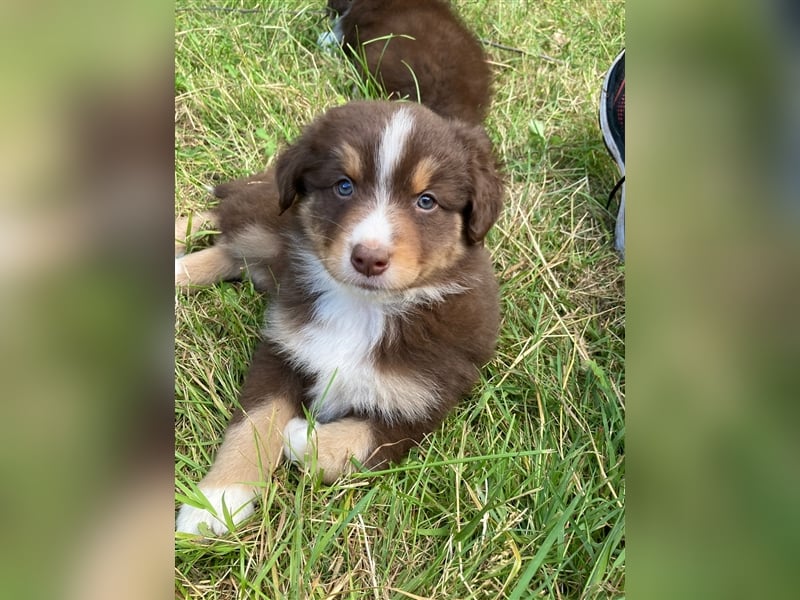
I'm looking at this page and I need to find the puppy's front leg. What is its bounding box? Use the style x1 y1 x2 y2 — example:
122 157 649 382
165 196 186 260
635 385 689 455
175 245 245 288
283 417 421 484
176 396 297 535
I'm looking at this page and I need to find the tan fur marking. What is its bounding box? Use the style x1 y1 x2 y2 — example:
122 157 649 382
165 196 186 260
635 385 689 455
385 212 423 288
298 202 325 253
175 246 244 288
420 230 465 279
294 419 375 483
202 397 297 488
410 156 438 194
337 143 362 181
175 211 217 256
309 419 375 484
229 224 282 261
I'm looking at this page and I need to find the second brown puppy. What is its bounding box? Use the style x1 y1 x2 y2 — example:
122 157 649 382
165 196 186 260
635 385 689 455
323 0 492 124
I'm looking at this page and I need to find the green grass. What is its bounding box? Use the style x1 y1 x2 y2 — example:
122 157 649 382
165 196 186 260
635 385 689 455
175 0 625 597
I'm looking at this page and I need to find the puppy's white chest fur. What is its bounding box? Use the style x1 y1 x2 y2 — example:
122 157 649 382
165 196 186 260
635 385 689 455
266 285 436 425
295 289 386 394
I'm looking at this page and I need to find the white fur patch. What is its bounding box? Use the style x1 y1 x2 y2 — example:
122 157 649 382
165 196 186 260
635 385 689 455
175 484 256 536
317 30 339 51
349 204 393 248
377 108 414 199
283 417 312 464
317 13 345 51
268 286 387 416
313 367 439 425
175 257 186 278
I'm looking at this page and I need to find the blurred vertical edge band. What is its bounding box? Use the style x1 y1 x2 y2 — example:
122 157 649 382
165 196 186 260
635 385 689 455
630 0 800 598
0 1 174 599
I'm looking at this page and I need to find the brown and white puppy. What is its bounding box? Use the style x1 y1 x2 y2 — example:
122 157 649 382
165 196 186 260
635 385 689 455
175 101 503 535
320 0 492 125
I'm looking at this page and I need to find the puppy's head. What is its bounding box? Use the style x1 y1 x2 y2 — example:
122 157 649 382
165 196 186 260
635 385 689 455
276 101 503 292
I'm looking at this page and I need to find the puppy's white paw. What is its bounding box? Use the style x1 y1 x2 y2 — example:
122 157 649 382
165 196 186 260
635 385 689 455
317 30 336 49
175 256 189 286
317 30 341 53
175 485 256 536
283 418 313 465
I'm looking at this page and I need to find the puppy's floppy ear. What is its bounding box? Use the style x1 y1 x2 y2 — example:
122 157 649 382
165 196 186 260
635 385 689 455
454 123 504 244
275 141 308 214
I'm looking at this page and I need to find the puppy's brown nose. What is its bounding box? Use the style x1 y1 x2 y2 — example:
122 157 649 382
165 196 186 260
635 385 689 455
350 243 390 277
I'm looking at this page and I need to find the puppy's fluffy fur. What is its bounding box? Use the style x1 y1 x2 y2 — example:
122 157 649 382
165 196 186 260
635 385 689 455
175 101 503 534
323 0 492 124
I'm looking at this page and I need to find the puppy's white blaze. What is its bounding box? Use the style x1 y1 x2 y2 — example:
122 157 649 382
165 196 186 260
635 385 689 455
175 484 256 535
377 108 415 199
349 203 393 248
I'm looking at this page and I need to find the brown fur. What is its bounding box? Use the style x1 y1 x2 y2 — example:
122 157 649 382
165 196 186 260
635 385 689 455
329 0 491 124
176 101 503 531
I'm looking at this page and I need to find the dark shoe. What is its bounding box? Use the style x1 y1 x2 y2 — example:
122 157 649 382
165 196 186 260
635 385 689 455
600 49 625 259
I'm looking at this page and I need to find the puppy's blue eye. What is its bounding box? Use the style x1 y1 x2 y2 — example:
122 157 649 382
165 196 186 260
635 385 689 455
335 178 354 197
416 193 437 210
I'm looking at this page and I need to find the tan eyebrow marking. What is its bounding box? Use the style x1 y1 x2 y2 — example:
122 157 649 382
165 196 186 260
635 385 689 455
410 156 439 194
336 143 362 181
